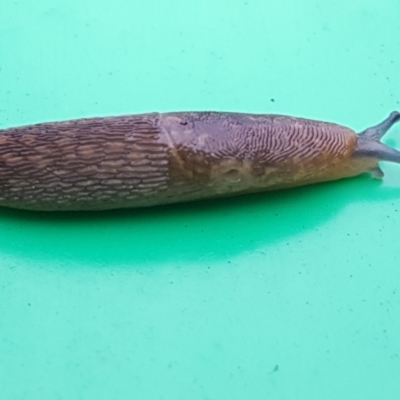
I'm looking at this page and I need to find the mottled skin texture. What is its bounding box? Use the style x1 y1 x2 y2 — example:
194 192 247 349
0 111 399 211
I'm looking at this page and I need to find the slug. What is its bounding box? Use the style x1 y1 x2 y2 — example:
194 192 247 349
0 111 399 211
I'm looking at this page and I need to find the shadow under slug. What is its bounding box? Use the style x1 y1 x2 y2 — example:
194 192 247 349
0 172 399 268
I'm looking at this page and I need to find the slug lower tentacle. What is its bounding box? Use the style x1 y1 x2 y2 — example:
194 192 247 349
0 111 399 211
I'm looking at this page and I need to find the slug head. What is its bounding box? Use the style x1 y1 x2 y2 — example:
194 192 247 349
353 111 400 178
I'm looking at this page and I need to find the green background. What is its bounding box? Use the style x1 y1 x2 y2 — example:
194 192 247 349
1 0 400 399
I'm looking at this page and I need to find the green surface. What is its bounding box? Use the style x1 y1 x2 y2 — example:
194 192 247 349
1 0 400 399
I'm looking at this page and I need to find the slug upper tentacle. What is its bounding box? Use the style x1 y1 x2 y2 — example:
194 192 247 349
354 111 400 165
0 111 399 211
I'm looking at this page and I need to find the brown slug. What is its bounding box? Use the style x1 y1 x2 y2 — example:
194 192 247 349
0 111 399 211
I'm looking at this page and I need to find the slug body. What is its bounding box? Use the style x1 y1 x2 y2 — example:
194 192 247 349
0 111 399 211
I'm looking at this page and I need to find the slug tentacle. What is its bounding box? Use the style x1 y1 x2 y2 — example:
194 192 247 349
0 111 399 211
354 112 400 165
359 111 400 140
